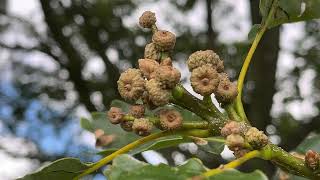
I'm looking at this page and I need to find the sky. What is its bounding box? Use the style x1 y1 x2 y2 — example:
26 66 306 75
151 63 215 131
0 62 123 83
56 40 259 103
0 0 315 179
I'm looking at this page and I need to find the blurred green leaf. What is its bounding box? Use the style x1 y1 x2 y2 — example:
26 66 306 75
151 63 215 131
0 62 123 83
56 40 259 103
18 158 91 180
104 155 268 180
97 135 193 156
208 169 268 180
80 117 94 132
295 133 320 153
259 0 320 28
197 137 225 155
104 154 206 180
104 154 147 180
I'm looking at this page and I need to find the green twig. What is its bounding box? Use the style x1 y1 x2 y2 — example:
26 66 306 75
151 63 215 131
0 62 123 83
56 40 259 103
234 0 278 121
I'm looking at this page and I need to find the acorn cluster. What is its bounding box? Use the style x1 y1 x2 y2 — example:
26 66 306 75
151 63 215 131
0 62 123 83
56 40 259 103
118 11 180 108
221 121 268 157
109 11 239 144
187 50 238 103
107 104 183 136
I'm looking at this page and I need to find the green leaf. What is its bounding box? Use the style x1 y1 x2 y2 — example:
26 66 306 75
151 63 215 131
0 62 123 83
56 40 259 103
104 154 147 180
97 135 193 156
248 24 261 43
105 155 268 180
130 135 192 155
196 137 225 155
208 169 268 180
80 117 94 132
259 0 320 28
295 133 320 153
97 148 118 156
105 154 206 180
18 158 91 180
260 0 273 22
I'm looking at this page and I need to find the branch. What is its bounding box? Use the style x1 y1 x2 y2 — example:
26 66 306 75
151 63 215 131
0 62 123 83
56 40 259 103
170 85 227 134
40 0 96 111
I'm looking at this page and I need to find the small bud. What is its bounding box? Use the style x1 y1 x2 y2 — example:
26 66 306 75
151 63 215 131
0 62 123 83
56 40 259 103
144 43 160 61
187 50 221 71
138 58 159 80
107 107 123 124
120 121 134 132
94 129 105 139
305 150 320 170
221 121 248 137
152 30 176 51
159 109 183 130
96 134 116 147
129 104 145 118
94 129 116 147
190 65 219 96
132 118 153 136
145 79 170 106
215 80 238 103
160 57 173 66
117 68 145 101
245 127 268 149
226 134 245 151
139 11 156 28
154 65 181 88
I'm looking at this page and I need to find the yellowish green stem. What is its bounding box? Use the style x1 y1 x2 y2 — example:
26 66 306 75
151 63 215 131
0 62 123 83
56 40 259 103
202 150 261 177
235 0 277 121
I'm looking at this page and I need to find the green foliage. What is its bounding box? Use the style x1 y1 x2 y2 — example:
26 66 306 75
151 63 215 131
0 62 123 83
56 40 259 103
197 137 225 155
296 133 320 153
104 154 267 180
18 158 91 180
260 0 320 28
98 135 192 156
208 170 268 180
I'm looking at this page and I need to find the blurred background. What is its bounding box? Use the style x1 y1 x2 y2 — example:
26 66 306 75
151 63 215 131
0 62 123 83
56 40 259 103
0 0 319 179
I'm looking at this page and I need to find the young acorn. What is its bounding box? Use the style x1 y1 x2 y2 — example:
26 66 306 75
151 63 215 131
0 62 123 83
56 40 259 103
221 121 248 137
187 50 221 71
129 104 145 118
152 30 176 51
244 127 268 149
132 118 153 136
138 58 159 80
305 150 320 170
107 107 123 124
159 109 183 130
120 121 134 132
117 68 145 101
145 79 170 106
139 11 156 29
190 65 219 96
